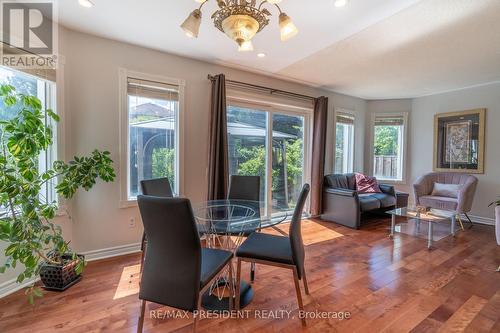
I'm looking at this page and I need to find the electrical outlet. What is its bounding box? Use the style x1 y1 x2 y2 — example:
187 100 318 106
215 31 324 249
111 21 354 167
129 217 136 228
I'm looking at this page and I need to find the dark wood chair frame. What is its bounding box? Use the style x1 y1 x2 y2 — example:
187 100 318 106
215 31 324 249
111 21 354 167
235 257 309 326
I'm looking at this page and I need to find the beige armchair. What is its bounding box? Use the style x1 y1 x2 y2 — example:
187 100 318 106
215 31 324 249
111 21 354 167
413 172 478 229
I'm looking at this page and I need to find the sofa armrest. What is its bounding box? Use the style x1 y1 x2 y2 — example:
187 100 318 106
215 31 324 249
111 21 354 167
379 184 396 197
321 188 361 229
412 176 430 205
324 187 357 197
457 177 478 213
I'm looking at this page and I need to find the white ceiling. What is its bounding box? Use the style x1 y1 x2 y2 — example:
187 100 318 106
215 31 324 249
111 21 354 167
56 0 500 99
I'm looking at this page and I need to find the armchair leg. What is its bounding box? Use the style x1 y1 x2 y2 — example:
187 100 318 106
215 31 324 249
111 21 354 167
464 213 474 228
292 266 306 326
235 258 242 310
137 300 146 333
457 215 465 231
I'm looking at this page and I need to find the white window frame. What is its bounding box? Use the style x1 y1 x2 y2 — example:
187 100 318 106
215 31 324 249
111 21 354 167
369 112 408 184
226 93 313 216
0 65 60 215
334 108 355 174
118 68 185 208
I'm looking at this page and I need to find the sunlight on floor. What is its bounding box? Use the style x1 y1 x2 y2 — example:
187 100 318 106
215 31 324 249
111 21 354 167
113 264 140 300
266 220 345 246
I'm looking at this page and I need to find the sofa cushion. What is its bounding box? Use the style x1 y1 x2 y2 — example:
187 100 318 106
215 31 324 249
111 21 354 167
359 194 381 211
431 183 461 198
367 193 397 208
324 174 356 190
419 195 458 211
355 173 381 194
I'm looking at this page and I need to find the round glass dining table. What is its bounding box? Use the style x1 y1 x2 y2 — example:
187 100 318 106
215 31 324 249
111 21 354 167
193 200 288 311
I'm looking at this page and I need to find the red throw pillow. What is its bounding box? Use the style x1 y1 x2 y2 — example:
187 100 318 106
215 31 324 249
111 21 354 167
354 173 382 194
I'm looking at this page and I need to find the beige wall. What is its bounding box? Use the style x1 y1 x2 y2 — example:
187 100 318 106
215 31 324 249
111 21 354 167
410 83 500 220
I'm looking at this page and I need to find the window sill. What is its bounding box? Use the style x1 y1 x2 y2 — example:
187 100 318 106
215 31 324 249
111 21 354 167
120 199 138 209
377 178 407 185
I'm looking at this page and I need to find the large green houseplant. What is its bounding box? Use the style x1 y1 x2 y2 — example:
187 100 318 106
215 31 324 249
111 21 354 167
0 84 116 303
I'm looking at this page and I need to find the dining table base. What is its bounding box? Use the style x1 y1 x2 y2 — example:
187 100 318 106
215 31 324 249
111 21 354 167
202 279 253 311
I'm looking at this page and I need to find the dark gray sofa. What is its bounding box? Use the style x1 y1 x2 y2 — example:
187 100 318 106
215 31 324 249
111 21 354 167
321 173 396 229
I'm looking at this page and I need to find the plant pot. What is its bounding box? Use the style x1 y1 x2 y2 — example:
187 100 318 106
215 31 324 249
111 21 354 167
39 254 84 291
495 206 500 246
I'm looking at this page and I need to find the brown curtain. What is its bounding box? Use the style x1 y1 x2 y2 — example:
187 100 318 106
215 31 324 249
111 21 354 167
207 74 229 200
310 96 328 216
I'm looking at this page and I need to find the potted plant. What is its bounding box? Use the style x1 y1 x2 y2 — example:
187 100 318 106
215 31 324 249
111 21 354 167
0 84 116 303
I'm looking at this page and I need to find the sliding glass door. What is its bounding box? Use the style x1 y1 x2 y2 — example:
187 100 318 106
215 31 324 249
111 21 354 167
227 103 310 216
227 106 268 202
271 114 304 214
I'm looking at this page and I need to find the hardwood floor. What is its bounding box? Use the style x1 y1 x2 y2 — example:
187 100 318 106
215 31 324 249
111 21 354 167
0 217 499 332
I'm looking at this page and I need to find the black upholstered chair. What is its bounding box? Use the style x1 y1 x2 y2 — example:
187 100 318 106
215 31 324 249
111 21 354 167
228 175 260 202
136 196 233 333
235 184 310 325
140 177 174 197
139 178 173 271
227 175 260 282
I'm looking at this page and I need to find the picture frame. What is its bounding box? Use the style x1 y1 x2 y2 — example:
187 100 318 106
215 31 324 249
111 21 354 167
433 109 486 174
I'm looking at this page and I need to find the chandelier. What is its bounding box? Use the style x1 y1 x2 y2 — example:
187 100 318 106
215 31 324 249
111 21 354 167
181 0 298 51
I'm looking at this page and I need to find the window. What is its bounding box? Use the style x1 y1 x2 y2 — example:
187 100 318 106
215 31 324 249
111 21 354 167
372 114 407 181
124 74 183 200
0 66 57 215
227 103 310 215
334 112 354 174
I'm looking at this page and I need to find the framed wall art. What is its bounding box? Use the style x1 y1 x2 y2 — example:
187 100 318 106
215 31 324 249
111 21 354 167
433 109 486 174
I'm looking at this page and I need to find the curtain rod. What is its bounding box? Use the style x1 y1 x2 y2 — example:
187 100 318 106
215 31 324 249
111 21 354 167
207 74 316 102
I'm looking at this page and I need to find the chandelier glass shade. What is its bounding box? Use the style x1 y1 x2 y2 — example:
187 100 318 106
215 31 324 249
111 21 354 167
180 0 298 51
221 15 260 46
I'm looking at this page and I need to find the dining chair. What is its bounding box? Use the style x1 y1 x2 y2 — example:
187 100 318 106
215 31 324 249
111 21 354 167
228 175 260 202
139 178 173 272
235 183 310 325
136 196 234 333
227 175 260 282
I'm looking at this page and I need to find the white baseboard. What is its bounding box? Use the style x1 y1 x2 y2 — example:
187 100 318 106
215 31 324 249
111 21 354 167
463 214 495 226
0 242 141 299
80 242 142 262
0 277 39 299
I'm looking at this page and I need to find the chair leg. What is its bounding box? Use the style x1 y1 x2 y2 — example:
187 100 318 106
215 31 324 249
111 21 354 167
235 258 242 310
302 268 310 295
250 263 255 282
457 215 465 231
464 213 474 228
292 266 306 326
137 300 146 333
193 295 202 333
228 261 234 310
